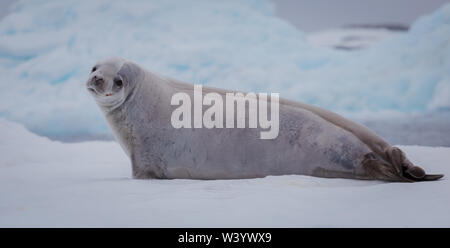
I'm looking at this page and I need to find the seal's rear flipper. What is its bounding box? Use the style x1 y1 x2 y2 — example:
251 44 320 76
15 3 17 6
405 173 444 181
362 149 444 182
422 174 444 181
402 165 444 181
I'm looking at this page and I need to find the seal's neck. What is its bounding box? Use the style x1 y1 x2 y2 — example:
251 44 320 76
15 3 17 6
100 69 166 157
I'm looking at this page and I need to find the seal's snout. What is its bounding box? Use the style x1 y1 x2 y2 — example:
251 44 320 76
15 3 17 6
87 75 106 94
93 75 104 88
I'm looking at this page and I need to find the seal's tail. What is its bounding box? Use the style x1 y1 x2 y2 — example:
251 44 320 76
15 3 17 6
362 147 444 182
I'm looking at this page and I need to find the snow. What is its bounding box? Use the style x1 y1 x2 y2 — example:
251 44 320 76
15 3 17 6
0 118 448 227
0 0 449 140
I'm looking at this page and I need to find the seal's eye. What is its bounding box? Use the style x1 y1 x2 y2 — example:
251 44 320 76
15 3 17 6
91 67 97 73
114 78 123 88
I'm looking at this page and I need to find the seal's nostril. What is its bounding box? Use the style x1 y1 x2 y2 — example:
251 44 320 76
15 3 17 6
94 77 104 86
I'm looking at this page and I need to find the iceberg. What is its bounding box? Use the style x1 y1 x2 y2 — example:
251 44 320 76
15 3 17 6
0 0 449 140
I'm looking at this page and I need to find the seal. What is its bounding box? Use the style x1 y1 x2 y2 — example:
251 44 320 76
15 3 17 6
86 57 443 182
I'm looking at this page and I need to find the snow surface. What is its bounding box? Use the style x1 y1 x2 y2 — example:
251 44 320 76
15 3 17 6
0 0 449 140
0 118 448 227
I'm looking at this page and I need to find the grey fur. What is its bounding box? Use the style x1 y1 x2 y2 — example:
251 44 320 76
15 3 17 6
86 57 443 182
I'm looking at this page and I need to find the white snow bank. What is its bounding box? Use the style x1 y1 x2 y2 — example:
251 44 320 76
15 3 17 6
0 0 449 139
0 118 448 227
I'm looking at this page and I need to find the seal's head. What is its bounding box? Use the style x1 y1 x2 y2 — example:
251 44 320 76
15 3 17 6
86 57 141 110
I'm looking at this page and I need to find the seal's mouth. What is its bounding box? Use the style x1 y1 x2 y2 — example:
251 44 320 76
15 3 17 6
87 87 97 94
87 86 113 97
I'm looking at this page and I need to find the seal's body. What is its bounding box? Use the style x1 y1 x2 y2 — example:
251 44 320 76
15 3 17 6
87 57 443 182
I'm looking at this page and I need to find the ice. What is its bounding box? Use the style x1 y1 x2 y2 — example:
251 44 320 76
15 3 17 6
307 27 403 50
0 0 449 140
0 118 448 227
